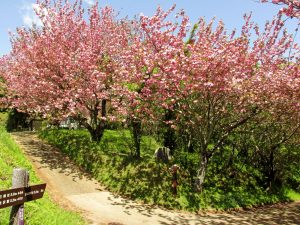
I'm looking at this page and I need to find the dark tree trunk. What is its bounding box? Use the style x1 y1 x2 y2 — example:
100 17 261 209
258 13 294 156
163 126 176 155
131 118 142 159
29 119 33 131
266 150 277 190
89 125 105 142
85 99 107 142
163 109 176 155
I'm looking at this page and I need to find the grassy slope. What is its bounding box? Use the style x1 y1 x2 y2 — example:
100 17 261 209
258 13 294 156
0 113 86 225
40 128 300 211
287 189 300 201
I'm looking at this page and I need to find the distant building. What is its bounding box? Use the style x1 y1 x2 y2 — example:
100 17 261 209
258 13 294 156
59 117 80 129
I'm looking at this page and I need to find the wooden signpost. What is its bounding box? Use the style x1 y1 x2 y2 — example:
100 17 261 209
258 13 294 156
0 168 46 225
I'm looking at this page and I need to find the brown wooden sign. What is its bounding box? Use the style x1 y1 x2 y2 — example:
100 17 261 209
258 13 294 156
24 184 46 202
0 187 25 209
0 183 46 209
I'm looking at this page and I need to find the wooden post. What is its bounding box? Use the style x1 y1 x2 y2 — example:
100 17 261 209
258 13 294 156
9 168 29 225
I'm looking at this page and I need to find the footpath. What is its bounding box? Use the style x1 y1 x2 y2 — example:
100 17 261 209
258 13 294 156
11 132 300 225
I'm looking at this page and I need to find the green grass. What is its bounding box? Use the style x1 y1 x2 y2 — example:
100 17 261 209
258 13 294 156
40 129 182 207
286 189 300 201
0 113 87 225
39 128 300 211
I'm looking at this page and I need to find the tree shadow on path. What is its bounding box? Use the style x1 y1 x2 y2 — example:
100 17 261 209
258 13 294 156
107 187 300 225
11 131 96 183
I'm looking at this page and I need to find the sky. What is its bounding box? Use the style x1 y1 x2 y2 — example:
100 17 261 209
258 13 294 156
0 0 299 56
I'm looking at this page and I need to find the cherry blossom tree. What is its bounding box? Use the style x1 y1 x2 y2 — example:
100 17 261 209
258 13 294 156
184 13 299 191
122 5 189 157
261 0 300 18
123 7 299 190
0 57 7 104
3 0 130 141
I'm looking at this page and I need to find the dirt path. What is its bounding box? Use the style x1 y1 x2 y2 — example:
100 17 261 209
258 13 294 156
11 132 300 225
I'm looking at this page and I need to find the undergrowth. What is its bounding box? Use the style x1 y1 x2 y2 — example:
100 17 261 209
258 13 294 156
39 128 299 211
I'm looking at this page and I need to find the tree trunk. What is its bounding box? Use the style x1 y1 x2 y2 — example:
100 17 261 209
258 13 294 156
163 109 176 155
163 126 176 154
267 150 276 190
89 125 105 142
131 118 141 159
85 99 107 142
29 119 33 131
194 151 210 192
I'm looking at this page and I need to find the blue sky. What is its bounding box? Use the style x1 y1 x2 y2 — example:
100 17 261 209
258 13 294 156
0 0 299 56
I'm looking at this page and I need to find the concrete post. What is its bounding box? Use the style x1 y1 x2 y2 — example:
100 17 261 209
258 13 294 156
9 168 29 225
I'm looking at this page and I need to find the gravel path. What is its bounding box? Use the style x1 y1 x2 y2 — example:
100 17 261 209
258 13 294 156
11 132 300 225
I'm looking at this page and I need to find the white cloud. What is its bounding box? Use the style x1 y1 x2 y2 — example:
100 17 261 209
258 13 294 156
83 0 95 6
20 2 43 27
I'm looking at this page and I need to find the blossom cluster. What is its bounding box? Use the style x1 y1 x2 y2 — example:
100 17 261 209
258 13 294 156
1 0 299 131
